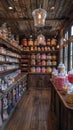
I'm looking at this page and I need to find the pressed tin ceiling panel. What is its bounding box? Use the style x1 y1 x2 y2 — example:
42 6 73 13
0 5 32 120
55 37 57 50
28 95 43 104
0 0 73 38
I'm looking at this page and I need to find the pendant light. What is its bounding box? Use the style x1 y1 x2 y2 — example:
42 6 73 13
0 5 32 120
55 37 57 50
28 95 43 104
32 5 47 27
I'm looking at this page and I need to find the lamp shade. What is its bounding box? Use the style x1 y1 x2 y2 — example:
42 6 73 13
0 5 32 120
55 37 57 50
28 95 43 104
32 7 47 27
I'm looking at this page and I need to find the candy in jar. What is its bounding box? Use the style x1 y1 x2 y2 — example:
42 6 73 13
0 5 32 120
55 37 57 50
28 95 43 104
56 75 67 91
68 69 73 84
41 67 46 73
3 95 8 120
0 100 2 126
58 62 65 73
36 67 41 72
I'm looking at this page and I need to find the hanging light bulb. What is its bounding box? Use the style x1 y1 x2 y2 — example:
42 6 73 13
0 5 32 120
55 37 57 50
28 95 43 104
32 6 47 27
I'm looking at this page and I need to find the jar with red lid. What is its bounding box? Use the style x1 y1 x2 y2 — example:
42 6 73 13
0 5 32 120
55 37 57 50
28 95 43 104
21 39 27 46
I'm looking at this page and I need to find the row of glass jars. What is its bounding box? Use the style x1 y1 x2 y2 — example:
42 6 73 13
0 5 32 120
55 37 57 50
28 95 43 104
0 81 26 127
31 53 56 60
22 38 57 46
0 55 19 63
0 47 21 58
23 46 56 51
31 60 57 66
31 67 52 73
0 64 19 72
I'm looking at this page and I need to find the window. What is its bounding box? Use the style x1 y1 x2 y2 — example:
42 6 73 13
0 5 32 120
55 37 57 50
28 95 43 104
60 38 63 62
69 25 73 70
63 31 68 71
71 25 73 35
60 23 73 72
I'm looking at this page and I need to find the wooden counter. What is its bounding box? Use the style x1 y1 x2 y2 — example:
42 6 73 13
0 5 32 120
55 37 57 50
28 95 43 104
50 80 73 130
28 73 51 88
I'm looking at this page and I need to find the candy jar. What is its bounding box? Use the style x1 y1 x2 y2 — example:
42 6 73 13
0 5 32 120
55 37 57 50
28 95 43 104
41 54 46 60
66 84 73 103
52 68 58 83
13 88 16 106
62 80 71 94
58 62 65 73
47 39 50 45
34 39 38 46
31 59 35 65
7 91 13 114
47 60 51 65
28 38 33 46
31 54 35 59
56 72 67 91
3 95 8 120
47 54 51 60
22 39 27 46
41 67 46 73
51 38 57 46
36 67 41 72
41 60 46 66
19 84 23 97
46 67 52 73
31 67 35 72
16 86 19 102
68 69 73 84
0 100 2 127
36 53 41 59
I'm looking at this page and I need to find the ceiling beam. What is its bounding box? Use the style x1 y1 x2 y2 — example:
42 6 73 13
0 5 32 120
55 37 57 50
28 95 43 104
0 17 69 22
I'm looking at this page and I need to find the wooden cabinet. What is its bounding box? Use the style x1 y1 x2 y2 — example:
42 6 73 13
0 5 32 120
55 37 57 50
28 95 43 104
28 73 51 88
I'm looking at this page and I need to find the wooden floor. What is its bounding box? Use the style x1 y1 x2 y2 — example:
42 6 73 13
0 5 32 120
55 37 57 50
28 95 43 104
3 88 57 130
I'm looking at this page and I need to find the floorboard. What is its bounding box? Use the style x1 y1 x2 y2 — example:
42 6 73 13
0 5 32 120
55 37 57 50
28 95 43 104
3 88 57 130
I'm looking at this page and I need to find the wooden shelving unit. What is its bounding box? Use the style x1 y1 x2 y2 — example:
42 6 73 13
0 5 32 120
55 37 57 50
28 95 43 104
0 37 28 129
0 37 21 53
21 44 59 73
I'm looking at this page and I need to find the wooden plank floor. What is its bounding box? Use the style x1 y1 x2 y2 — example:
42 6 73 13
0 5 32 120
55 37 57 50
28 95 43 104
3 88 57 130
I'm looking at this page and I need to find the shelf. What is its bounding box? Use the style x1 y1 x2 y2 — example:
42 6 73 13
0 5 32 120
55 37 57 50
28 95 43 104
30 65 56 67
2 73 27 95
21 60 29 63
0 52 21 59
0 73 27 130
0 72 27 99
30 59 57 61
0 61 19 64
0 53 21 59
0 37 21 53
23 44 57 47
21 65 29 67
0 68 20 76
22 50 59 53
23 45 52 47
28 72 51 75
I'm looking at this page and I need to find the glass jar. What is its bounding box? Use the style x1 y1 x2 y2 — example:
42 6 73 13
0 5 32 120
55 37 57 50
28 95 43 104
58 62 65 73
68 69 73 84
